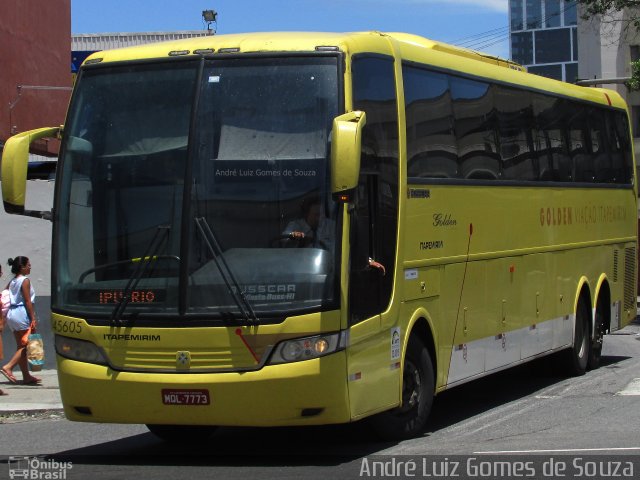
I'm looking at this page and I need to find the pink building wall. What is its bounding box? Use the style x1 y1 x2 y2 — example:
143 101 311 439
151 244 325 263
0 0 72 155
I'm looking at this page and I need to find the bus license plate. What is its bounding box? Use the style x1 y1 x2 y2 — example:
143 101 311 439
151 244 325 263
162 389 210 406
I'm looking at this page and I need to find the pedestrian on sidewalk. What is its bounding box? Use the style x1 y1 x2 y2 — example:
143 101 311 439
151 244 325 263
0 263 6 396
1 256 41 386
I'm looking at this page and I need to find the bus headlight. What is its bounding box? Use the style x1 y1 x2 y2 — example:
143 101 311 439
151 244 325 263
55 335 109 366
268 332 347 364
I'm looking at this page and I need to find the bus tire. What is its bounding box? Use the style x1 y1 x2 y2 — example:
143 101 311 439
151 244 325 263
588 305 604 370
565 298 590 376
146 424 217 442
369 335 434 440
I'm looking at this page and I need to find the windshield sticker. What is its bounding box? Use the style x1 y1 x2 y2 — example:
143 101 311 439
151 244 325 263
208 75 221 83
391 327 401 361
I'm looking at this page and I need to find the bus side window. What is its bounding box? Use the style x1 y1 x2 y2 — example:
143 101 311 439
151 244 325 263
607 110 633 184
403 65 458 179
450 76 499 181
495 87 538 182
533 95 571 182
566 106 594 183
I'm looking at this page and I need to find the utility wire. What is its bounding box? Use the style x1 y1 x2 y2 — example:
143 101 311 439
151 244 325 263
447 0 578 54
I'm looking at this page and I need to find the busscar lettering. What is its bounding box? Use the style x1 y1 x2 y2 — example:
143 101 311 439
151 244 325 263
235 284 296 294
232 284 296 301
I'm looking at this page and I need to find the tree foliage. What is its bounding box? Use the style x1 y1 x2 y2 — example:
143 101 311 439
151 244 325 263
576 0 640 88
576 0 640 27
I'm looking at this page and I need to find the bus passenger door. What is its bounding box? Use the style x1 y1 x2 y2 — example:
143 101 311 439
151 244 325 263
347 173 398 418
346 53 400 419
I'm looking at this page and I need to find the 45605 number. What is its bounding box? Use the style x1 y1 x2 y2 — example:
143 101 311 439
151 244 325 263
52 319 83 334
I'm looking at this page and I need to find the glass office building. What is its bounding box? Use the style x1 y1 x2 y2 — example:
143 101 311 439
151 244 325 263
509 0 578 82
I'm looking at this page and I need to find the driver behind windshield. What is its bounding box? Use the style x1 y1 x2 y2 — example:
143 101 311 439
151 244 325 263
282 196 333 249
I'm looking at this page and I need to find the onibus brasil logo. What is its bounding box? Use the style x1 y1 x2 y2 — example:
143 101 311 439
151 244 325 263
8 456 73 479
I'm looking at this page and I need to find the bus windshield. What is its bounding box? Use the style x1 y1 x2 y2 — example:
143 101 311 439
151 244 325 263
53 56 341 321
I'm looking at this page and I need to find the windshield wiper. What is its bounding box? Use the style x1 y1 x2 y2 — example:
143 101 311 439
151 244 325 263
194 216 258 324
111 225 171 326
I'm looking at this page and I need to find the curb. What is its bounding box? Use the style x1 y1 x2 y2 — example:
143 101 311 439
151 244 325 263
0 407 65 416
0 369 61 416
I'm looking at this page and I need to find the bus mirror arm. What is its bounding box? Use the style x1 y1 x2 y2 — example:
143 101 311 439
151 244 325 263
2 202 52 222
27 208 53 222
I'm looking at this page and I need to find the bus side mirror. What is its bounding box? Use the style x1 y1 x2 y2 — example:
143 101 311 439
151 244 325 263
1 126 61 220
330 111 366 194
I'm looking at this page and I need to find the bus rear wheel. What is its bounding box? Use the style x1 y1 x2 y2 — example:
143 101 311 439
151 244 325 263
565 298 590 376
588 305 605 370
369 335 434 440
146 424 217 442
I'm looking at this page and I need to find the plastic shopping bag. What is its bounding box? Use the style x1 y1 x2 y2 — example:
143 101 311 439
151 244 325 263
1 289 10 320
26 333 45 371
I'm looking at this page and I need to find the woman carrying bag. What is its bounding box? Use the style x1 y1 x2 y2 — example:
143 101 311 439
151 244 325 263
0 264 6 395
0 256 41 385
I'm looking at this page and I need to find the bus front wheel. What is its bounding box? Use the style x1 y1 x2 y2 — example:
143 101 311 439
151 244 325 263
369 335 434 440
146 424 217 442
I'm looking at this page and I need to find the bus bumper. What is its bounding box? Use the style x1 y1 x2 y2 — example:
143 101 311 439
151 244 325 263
56 351 351 426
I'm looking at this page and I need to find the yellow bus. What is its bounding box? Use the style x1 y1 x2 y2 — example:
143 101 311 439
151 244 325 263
2 31 637 441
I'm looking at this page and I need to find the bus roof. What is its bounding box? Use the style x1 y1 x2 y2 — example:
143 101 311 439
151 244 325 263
82 31 627 111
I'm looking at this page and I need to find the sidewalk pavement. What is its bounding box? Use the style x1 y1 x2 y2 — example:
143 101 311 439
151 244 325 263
0 369 62 414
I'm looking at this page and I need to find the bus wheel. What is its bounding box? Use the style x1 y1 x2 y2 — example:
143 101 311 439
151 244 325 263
565 299 590 376
370 336 434 440
588 306 604 370
146 424 217 442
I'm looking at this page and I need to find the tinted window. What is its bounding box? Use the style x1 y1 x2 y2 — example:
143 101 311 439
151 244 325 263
535 29 572 63
401 62 633 187
533 95 572 181
512 32 533 65
352 56 398 172
565 62 578 83
403 66 457 178
496 88 537 181
564 1 578 26
510 0 524 30
545 0 561 28
351 55 399 322
566 105 593 182
451 77 499 180
588 109 613 182
528 64 563 81
607 110 634 184
526 0 542 29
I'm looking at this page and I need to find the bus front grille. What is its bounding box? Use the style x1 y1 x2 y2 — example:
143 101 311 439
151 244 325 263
103 344 270 372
